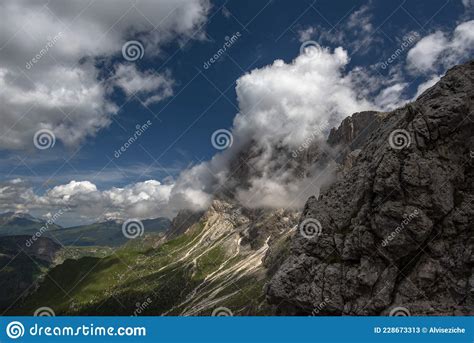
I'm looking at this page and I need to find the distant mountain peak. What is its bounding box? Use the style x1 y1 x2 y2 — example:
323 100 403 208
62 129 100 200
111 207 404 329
0 211 41 223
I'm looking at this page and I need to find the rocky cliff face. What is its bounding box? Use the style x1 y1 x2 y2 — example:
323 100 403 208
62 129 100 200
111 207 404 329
166 209 204 239
267 61 474 315
327 111 386 155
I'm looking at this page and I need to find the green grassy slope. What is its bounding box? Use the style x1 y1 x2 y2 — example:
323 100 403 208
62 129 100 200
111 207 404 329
12 219 271 316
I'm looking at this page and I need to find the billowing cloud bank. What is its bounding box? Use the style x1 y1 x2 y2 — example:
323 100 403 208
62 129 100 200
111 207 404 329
156 45 378 214
1 45 376 223
0 179 174 224
0 0 210 150
232 47 372 148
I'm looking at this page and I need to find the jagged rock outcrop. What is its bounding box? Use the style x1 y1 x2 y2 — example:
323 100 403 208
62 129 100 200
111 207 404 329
267 61 474 316
327 111 386 173
166 209 204 239
327 111 386 152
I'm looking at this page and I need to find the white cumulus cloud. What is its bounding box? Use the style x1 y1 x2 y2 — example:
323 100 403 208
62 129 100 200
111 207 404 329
0 179 175 225
113 64 175 105
406 20 474 75
167 44 376 211
0 0 210 150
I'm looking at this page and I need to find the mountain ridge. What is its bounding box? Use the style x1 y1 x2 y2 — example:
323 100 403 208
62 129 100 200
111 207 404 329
0 213 171 247
266 60 474 315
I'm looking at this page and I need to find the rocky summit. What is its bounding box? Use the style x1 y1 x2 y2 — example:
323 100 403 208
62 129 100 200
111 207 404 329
266 60 474 316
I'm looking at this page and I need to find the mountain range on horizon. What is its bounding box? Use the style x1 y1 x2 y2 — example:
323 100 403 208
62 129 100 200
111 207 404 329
0 211 171 246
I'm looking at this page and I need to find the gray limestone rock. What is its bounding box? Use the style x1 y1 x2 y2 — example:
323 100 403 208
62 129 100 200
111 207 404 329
267 60 474 316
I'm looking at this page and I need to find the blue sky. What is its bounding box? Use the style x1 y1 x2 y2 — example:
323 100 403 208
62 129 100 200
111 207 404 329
0 0 472 225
